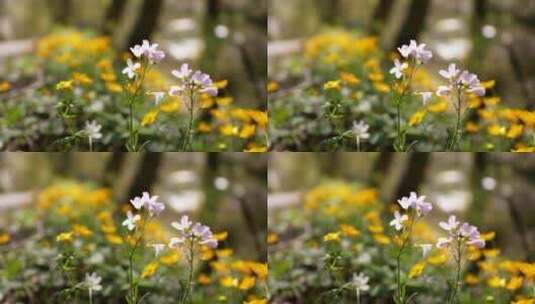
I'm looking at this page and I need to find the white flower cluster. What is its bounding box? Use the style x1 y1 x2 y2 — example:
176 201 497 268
436 215 485 249
169 215 218 249
436 63 485 97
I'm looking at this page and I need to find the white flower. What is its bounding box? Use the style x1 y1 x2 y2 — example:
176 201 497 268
130 44 145 58
418 244 433 258
122 58 141 79
84 121 102 140
122 211 141 231
436 85 453 97
439 215 460 232
389 211 408 231
130 40 165 63
436 237 453 249
352 121 370 140
147 91 166 105
84 272 103 294
148 243 166 257
168 237 185 248
416 91 433 105
390 59 408 79
439 63 460 81
352 272 370 292
129 192 165 216
171 215 193 232
397 40 433 63
397 195 413 210
172 63 193 80
396 192 432 216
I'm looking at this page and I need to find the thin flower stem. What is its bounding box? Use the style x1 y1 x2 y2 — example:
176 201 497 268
448 89 463 151
448 241 463 304
88 137 93 152
89 290 93 304
356 136 361 152
181 92 195 151
127 59 150 152
394 59 418 152
356 288 361 304
180 241 195 304
395 209 417 304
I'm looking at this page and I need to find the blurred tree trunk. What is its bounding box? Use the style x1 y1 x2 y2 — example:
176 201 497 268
505 44 533 109
125 0 164 51
369 152 394 188
102 0 128 35
199 153 221 224
468 0 489 71
505 192 531 260
201 0 222 75
393 0 431 49
315 0 341 25
123 153 163 204
101 152 127 188
467 153 488 226
47 0 73 25
235 191 266 261
391 153 430 203
369 0 396 35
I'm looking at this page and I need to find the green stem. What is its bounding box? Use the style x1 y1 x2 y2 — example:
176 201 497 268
356 288 361 304
395 209 416 304
448 241 463 304
448 89 463 151
181 92 195 151
181 242 195 304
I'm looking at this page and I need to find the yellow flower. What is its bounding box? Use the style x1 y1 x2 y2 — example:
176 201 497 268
512 299 535 304
220 276 239 288
216 249 233 258
506 276 523 291
483 249 500 258
488 276 506 288
465 122 479 133
368 224 384 234
484 97 501 106
216 97 233 106
427 101 448 113
215 80 228 89
244 300 267 304
340 72 361 85
487 124 506 136
267 81 279 93
267 233 279 245
105 234 123 245
427 252 448 265
512 147 535 152
106 82 122 93
56 80 74 91
323 232 341 242
200 248 215 261
482 80 496 89
220 124 239 136
72 72 93 85
239 124 257 138
408 262 426 278
251 263 268 280
141 262 159 278
0 233 11 245
409 110 426 126
373 82 390 93
372 234 391 245
465 273 480 285
198 273 212 285
141 110 159 126
159 100 180 113
324 80 341 90
56 232 73 242
100 72 117 82
198 122 212 133
506 124 524 139
368 72 384 82
160 252 180 265
244 146 267 152
340 224 360 237
72 224 93 238
239 276 256 290
0 81 11 92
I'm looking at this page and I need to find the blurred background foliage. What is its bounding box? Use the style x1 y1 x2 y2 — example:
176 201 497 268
0 0 267 108
0 152 267 260
268 0 535 110
269 152 535 260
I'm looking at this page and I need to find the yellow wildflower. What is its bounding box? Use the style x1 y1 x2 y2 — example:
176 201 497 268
373 82 390 93
267 233 279 245
244 146 267 152
324 80 341 90
239 124 256 138
340 72 361 85
507 124 524 139
216 249 233 258
427 252 448 265
267 81 279 93
141 110 159 126
106 82 122 93
216 97 233 106
368 224 384 234
0 81 10 92
220 124 239 136
506 276 523 291
220 276 239 288
323 232 341 242
159 100 180 113
141 262 159 278
251 263 268 280
409 262 426 278
72 224 93 238
465 122 479 133
511 299 535 304
340 224 360 237
56 232 73 242
465 273 480 285
198 273 212 285
56 80 74 91
482 80 496 89
105 234 123 245
100 72 116 82
488 276 506 288
72 72 93 85
239 276 256 290
487 124 506 136
368 72 384 82
215 80 228 89
0 233 11 245
244 300 268 304
483 249 500 258
373 234 391 245
409 110 426 126
427 101 448 113
160 252 180 265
